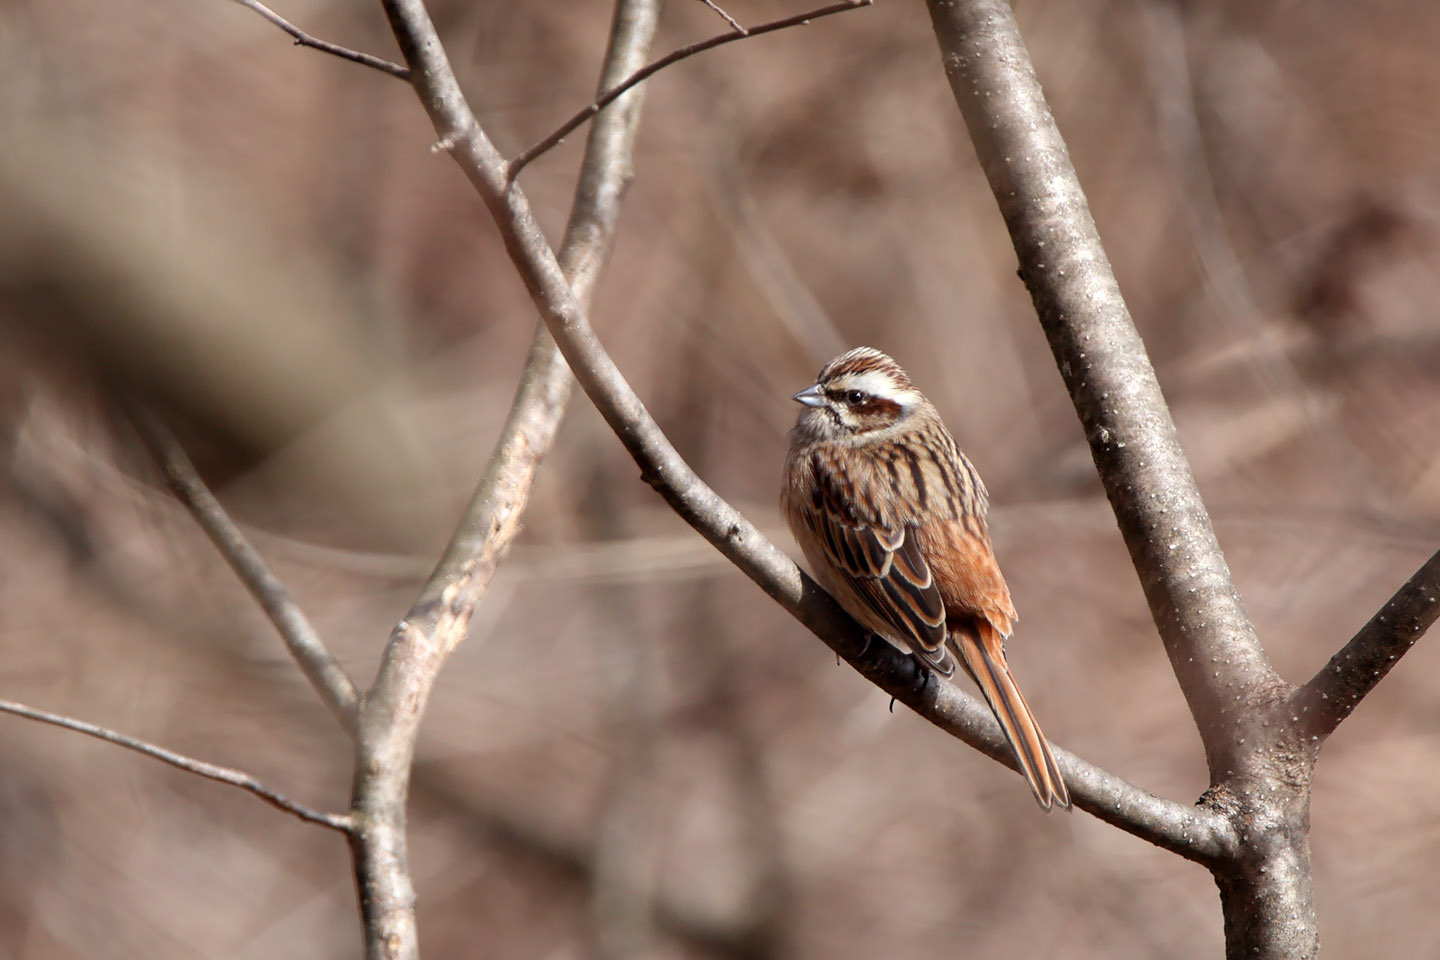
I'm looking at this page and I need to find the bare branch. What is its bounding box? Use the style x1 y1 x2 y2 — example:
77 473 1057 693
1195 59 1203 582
378 0 1235 866
0 698 352 832
923 3 1319 956
694 0 746 35
924 0 1280 777
847 616 1236 864
507 0 873 180
226 0 411 79
128 409 361 734
354 3 662 958
1291 547 1440 741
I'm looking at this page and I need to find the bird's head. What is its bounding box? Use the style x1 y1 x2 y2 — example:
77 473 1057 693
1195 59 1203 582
790 347 925 443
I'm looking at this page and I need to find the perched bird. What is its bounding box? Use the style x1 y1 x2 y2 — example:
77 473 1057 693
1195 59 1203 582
781 347 1070 810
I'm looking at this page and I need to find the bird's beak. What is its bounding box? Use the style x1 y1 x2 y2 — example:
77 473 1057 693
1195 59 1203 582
792 384 825 408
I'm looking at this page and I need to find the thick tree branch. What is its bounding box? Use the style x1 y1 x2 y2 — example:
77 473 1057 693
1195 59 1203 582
924 3 1325 957
924 0 1279 777
1291 547 1440 741
129 409 361 734
351 4 661 959
508 0 872 179
0 698 352 832
227 0 410 79
378 0 1234 866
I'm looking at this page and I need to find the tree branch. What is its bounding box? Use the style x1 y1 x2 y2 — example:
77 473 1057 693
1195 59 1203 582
856 621 1236 864
226 0 410 79
378 0 1235 866
507 0 872 180
128 409 362 734
1291 547 1440 741
0 698 352 832
352 3 662 958
693 0 746 35
924 0 1279 778
923 3 1325 956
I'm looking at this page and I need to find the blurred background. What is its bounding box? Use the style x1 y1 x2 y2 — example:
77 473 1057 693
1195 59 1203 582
2 0 1439 956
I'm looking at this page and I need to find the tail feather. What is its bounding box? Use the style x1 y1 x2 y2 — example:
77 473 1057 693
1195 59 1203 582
950 621 1071 812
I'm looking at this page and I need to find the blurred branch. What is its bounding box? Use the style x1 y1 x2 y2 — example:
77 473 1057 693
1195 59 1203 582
0 698 352 832
414 765 780 959
378 0 1236 868
1291 547 1440 741
507 0 873 180
353 3 661 958
705 150 848 359
129 409 361 734
590 623 663 960
1136 1 1346 472
226 0 411 79
1136 1 1266 329
680 584 793 952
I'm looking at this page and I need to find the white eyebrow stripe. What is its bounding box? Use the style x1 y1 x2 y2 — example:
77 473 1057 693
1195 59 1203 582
837 370 900 396
834 370 922 405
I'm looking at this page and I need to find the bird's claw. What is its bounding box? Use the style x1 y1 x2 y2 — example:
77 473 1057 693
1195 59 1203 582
890 655 931 713
858 632 876 658
911 656 931 694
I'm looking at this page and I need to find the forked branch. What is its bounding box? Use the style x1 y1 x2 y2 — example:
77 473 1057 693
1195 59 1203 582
227 0 410 78
508 0 872 179
351 3 662 959
379 0 1235 866
129 408 361 734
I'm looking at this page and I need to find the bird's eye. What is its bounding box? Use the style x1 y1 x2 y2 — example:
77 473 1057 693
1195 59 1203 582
845 390 868 405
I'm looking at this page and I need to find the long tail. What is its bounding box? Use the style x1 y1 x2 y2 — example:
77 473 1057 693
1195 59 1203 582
949 620 1070 811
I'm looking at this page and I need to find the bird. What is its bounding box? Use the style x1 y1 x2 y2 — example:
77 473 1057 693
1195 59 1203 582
780 346 1070 810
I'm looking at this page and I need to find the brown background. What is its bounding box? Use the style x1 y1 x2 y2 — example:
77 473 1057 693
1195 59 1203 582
2 0 1439 957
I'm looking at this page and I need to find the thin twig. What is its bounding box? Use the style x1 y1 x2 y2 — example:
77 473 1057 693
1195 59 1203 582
381 0 1236 865
128 409 361 734
0 698 352 832
694 0 746 34
227 0 411 79
1291 547 1440 741
507 0 872 180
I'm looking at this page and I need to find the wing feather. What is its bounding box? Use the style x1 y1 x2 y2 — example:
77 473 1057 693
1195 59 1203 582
806 468 949 671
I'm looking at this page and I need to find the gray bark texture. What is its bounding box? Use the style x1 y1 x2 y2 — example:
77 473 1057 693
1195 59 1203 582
924 1 1440 957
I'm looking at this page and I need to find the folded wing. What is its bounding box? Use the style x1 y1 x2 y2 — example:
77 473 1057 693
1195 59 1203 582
802 473 952 674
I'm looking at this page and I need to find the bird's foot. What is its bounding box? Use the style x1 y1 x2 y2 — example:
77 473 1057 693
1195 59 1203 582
890 655 930 712
911 655 932 693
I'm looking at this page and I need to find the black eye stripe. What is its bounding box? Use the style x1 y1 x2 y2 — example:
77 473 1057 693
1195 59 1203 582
826 387 871 405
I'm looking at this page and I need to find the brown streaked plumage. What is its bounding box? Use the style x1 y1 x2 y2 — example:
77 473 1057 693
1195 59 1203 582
781 347 1070 811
